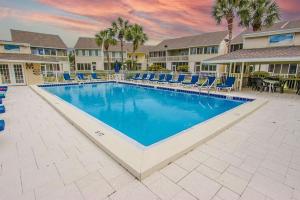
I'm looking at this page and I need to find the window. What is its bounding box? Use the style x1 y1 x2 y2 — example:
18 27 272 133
77 50 83 56
211 46 219 54
269 33 294 44
77 63 91 71
85 50 89 56
230 44 243 52
289 64 297 74
44 49 51 55
89 50 93 56
201 64 216 72
4 44 20 52
190 47 197 55
194 62 201 72
82 50 85 56
38 48 44 55
268 64 275 72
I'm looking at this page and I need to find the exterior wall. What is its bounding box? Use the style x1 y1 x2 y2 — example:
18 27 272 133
244 32 300 49
127 52 148 70
0 43 31 54
75 55 103 70
24 63 43 85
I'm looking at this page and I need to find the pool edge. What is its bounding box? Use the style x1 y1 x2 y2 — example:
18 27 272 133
30 84 267 180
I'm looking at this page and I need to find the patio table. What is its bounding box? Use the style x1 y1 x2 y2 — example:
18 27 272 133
263 79 280 93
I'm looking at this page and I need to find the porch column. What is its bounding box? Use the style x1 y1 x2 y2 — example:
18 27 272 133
239 62 245 91
229 62 233 76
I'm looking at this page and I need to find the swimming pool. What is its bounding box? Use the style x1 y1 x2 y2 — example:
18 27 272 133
43 82 245 146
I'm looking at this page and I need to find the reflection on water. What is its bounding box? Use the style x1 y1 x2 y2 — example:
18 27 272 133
44 83 243 146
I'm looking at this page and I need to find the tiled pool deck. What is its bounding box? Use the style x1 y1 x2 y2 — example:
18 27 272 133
1 86 300 200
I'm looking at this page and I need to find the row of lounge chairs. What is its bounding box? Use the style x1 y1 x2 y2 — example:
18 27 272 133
0 86 7 132
131 73 236 92
63 73 102 82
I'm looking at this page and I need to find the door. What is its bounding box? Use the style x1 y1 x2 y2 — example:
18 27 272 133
0 64 11 84
13 64 25 84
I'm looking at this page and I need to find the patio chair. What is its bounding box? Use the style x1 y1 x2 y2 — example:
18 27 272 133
273 80 286 93
216 77 236 91
76 73 88 81
158 74 173 83
0 105 5 114
144 73 155 81
91 73 101 80
0 119 5 131
198 76 216 91
182 75 199 87
135 73 148 81
150 74 165 82
130 73 141 81
63 73 75 82
169 74 185 84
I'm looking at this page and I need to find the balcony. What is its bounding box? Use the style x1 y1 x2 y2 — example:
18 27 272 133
149 57 166 62
167 55 189 61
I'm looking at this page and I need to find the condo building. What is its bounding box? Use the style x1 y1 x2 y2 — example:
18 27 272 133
74 37 151 71
148 31 228 74
0 30 69 85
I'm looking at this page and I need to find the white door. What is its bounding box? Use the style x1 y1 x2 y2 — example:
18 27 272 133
0 63 25 85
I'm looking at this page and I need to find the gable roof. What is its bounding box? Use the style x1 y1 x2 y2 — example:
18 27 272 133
232 19 300 44
152 31 228 51
74 37 153 53
11 29 67 49
204 46 300 63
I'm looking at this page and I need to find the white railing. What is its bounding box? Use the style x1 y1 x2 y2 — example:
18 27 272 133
167 55 189 61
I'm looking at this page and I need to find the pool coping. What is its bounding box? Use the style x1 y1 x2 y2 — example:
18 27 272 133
31 82 267 180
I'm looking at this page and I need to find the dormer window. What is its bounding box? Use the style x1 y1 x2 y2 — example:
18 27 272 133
269 33 294 44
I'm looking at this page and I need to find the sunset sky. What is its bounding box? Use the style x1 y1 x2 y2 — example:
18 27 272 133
1 0 300 47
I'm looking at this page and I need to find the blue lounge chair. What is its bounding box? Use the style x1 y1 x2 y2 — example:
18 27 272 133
0 86 7 92
169 74 185 84
182 75 199 86
136 73 148 81
131 73 141 81
199 76 216 89
0 93 5 99
0 99 2 104
144 73 155 81
91 73 101 80
150 74 165 82
0 119 5 131
158 74 173 83
0 105 5 114
217 77 236 91
63 73 74 82
77 73 88 81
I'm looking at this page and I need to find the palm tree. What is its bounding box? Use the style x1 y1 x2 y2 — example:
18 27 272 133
95 29 117 70
112 17 130 69
239 0 280 32
126 24 148 70
212 0 246 52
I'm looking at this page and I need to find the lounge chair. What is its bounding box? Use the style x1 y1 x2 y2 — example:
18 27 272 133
135 73 148 81
144 73 155 81
216 77 236 91
91 73 101 80
0 93 5 99
199 76 216 91
77 73 88 81
0 86 7 92
150 74 165 82
182 75 199 86
131 73 141 81
63 73 75 82
169 74 185 84
0 99 2 104
0 119 5 131
0 105 5 114
158 74 173 83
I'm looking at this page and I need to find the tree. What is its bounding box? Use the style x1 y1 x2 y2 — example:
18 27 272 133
239 0 280 32
95 29 117 70
68 51 75 71
125 24 148 70
112 17 130 69
212 0 247 53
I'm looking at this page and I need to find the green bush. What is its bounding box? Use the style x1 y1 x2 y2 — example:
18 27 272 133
176 65 189 72
251 71 270 78
148 64 165 71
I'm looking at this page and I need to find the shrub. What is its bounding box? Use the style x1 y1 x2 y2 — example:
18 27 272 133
251 71 270 78
176 65 189 72
148 64 165 71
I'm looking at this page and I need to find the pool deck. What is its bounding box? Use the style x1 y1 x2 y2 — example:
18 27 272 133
1 86 300 200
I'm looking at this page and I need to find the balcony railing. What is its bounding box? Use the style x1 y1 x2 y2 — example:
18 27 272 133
149 57 166 62
167 55 189 61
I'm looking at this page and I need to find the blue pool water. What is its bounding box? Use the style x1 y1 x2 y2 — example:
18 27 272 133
43 83 245 146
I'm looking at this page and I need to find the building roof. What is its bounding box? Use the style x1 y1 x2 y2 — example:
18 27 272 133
74 37 153 53
0 53 67 63
11 29 67 49
204 46 300 63
152 31 228 51
231 19 300 44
